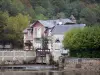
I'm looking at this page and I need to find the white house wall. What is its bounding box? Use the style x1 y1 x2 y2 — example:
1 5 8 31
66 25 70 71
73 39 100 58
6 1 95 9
52 34 64 50
32 22 45 49
52 34 64 43
34 43 42 49
51 34 64 61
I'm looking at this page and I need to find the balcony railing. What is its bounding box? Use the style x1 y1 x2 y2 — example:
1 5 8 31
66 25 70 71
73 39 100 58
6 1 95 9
36 49 50 57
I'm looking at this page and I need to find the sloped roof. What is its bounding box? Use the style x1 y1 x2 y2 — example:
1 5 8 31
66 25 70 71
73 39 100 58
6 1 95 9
23 18 79 34
38 18 75 28
51 24 86 35
53 18 75 24
38 20 54 28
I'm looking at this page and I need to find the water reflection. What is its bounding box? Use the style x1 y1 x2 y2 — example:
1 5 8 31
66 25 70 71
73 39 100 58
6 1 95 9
0 71 100 75
75 72 81 75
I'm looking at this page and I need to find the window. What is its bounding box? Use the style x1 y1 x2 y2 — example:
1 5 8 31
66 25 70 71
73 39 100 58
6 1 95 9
55 39 60 43
48 29 51 36
28 30 31 36
34 28 37 37
34 27 41 38
54 43 61 50
37 28 41 38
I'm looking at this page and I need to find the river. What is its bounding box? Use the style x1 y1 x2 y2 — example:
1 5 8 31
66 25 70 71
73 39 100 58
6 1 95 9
0 70 99 75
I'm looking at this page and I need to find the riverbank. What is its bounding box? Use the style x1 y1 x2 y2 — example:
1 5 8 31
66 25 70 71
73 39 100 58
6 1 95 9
63 58 100 72
0 70 100 75
0 64 57 71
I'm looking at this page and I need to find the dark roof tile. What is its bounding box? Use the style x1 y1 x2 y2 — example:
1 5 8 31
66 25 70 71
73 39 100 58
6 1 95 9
51 24 85 34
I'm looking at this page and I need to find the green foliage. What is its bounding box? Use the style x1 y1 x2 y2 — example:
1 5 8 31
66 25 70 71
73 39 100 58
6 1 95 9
36 14 48 20
0 0 100 23
0 11 9 40
42 37 48 49
0 0 25 16
6 13 30 32
63 28 82 50
63 26 100 57
23 8 35 21
56 12 66 18
34 6 46 15
0 0 100 48
80 7 97 25
3 13 30 48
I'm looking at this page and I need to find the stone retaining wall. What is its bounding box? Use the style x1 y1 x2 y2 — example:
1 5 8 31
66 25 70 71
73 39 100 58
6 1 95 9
0 50 36 65
64 58 100 71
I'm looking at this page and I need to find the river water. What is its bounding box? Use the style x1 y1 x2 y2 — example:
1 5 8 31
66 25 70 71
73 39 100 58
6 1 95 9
0 71 99 75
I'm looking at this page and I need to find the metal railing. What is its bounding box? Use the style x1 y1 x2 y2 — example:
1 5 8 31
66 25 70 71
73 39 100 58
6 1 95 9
36 49 50 57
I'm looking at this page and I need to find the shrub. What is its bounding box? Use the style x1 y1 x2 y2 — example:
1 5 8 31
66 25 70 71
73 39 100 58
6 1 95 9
63 26 100 58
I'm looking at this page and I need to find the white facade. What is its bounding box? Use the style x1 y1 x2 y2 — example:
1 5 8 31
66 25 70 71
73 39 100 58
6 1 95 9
23 19 85 61
51 34 69 61
33 27 42 38
33 27 43 49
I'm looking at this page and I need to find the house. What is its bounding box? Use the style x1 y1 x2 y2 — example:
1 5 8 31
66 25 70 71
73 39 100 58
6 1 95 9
51 24 85 61
23 17 76 50
23 16 85 61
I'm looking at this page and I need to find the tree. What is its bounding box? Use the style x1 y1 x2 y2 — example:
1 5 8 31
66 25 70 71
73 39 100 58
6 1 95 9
56 12 66 19
36 14 48 20
64 1 85 19
4 13 31 48
0 0 12 12
63 28 82 50
42 37 48 49
0 0 25 16
0 11 9 41
10 0 25 15
63 26 100 57
24 7 36 20
80 7 97 25
92 5 100 24
34 6 46 15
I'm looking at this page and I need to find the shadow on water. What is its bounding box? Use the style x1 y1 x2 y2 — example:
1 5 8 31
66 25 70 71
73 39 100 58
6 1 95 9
0 71 100 75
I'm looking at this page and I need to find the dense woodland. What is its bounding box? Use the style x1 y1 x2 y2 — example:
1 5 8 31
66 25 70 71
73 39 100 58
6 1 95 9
0 0 100 48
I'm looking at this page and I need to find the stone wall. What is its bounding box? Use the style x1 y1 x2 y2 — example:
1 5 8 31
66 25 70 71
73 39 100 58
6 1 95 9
0 50 36 65
63 58 100 71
